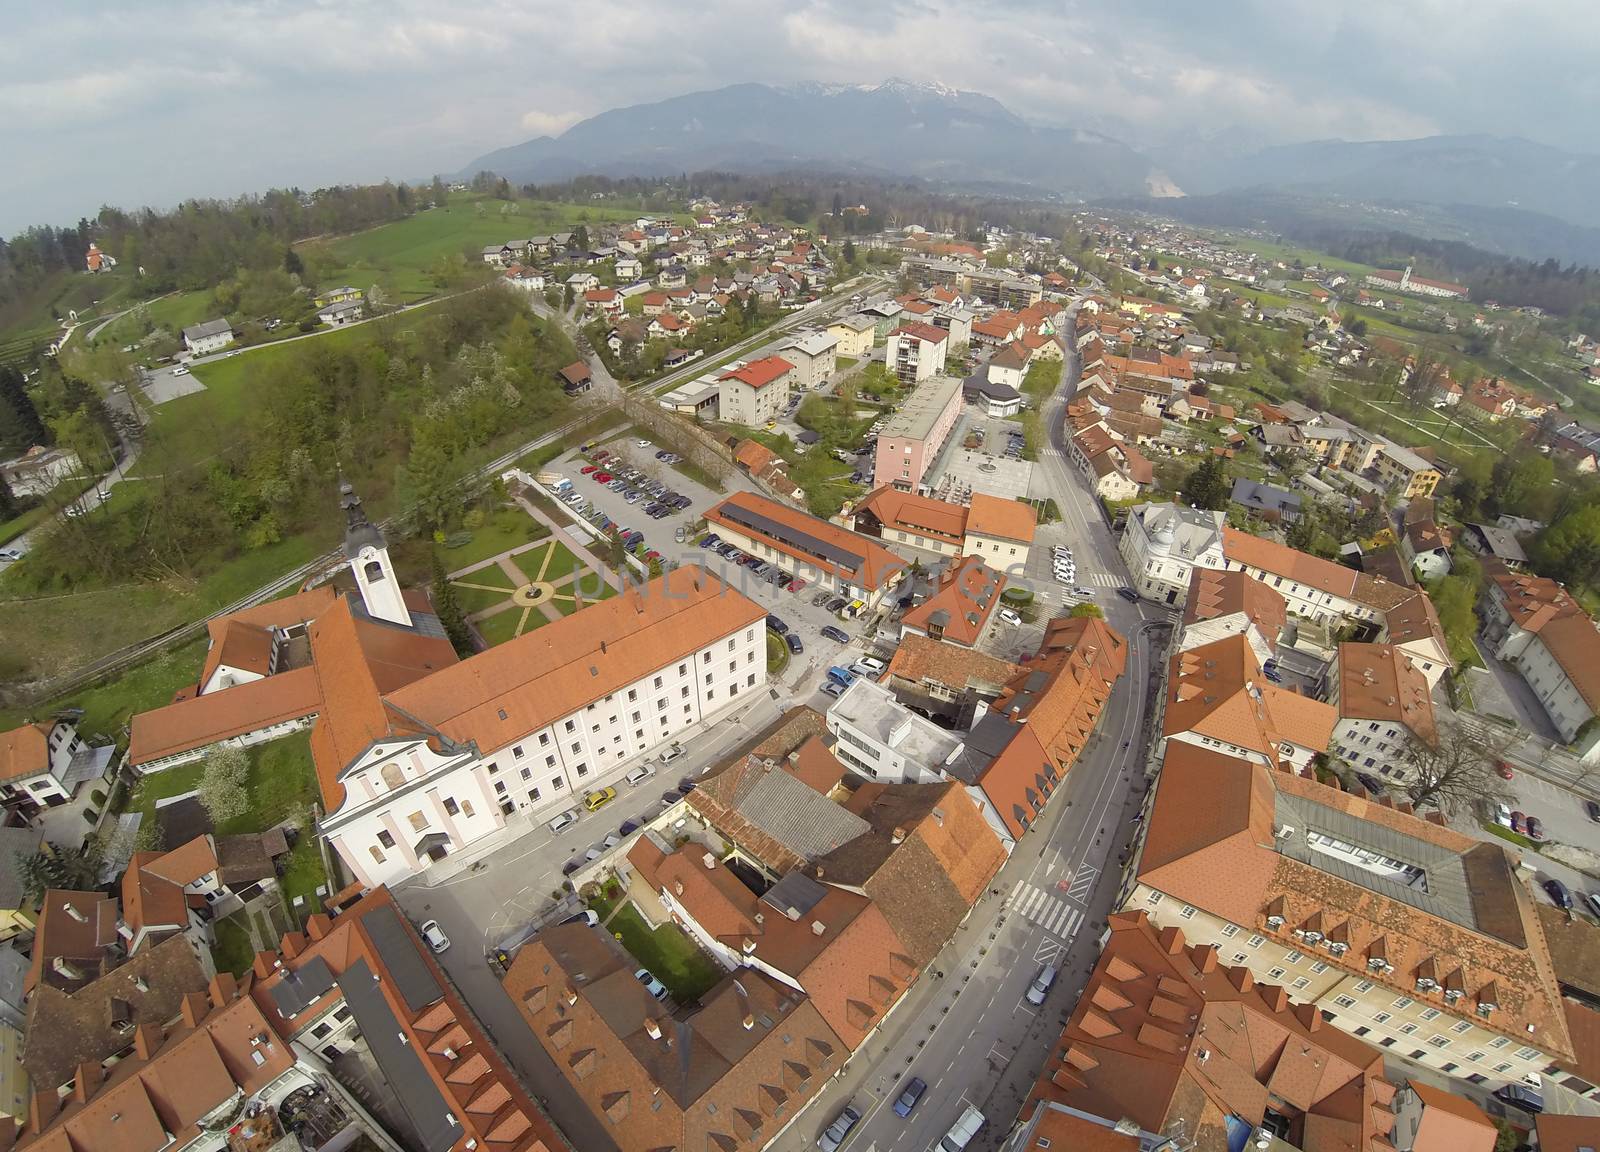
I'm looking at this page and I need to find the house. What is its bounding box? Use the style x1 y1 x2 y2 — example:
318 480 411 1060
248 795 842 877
732 439 804 504
313 285 362 307
0 446 81 499
582 287 623 318
120 832 285 960
872 374 963 492
885 323 949 386
1392 1081 1497 1152
1328 643 1437 780
1070 424 1151 502
647 311 692 340
962 373 1022 418
827 314 877 359
614 255 642 280
1162 634 1335 774
559 360 592 395
1400 520 1452 580
1369 441 1442 498
963 493 1036 568
1180 569 1287 665
501 264 545 293
1023 908 1396 1152
1461 523 1528 570
777 330 838 391
1230 477 1302 523
180 319 233 356
0 720 115 820
717 356 794 426
481 242 517 265
899 554 1006 648
985 342 1029 392
847 487 968 558
83 243 115 273
705 491 906 611
1118 503 1227 607
315 299 364 327
1125 741 1572 1087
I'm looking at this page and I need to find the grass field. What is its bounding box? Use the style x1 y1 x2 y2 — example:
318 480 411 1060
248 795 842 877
0 636 207 742
439 509 550 572
513 538 581 584
604 902 724 1004
1223 235 1378 278
129 730 320 836
304 195 664 302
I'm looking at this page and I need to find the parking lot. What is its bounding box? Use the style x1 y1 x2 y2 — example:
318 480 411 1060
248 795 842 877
544 434 724 564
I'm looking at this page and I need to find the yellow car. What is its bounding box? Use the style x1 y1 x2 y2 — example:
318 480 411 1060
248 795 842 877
584 787 617 813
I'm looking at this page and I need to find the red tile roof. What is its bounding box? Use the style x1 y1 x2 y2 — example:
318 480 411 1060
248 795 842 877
891 322 948 345
720 355 794 389
1183 570 1288 648
902 555 1005 647
851 487 967 545
1223 527 1359 599
966 493 1036 544
129 665 324 768
0 724 50 784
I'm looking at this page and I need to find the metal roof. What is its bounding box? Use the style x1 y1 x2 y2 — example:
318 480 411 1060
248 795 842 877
761 872 830 920
267 955 336 1019
716 502 866 574
362 903 443 1013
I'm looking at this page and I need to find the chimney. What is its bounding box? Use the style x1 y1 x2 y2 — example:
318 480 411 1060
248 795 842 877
891 826 906 844
645 1018 662 1040
71 1063 100 1106
63 902 88 924
742 938 757 954
208 972 237 1008
179 991 209 1028
280 931 307 960
814 866 824 880
673 881 685 897
930 807 944 827
305 913 333 941
601 639 608 655
133 975 149 994
741 1013 756 1031
702 852 717 870
52 957 84 982
811 920 826 936
565 984 579 1006
132 1023 162 1061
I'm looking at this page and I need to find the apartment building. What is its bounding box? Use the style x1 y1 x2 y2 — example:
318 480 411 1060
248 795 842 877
777 330 838 391
1179 568 1287 665
1370 442 1442 499
1124 742 1573 1090
1479 573 1600 743
873 374 963 492
885 323 949 386
898 554 1006 648
848 489 1034 567
718 356 795 425
827 314 876 359
826 676 963 783
1329 643 1438 780
705 491 907 611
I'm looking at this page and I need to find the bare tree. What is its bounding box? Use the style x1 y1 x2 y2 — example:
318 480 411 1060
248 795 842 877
1402 722 1511 812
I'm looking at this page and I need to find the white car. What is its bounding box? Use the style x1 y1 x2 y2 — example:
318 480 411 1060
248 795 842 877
998 608 1023 627
419 920 451 954
851 655 886 675
637 439 653 448
657 744 685 765
171 364 190 376
635 967 669 1001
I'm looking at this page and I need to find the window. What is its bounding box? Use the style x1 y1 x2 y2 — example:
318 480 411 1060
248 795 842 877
487 762 499 775
1310 961 1328 974
1145 891 1163 907
377 830 395 849
571 742 581 754
1220 924 1240 938
575 764 588 777
1490 1037 1510 1049
1516 1046 1541 1060
521 767 532 781
1428 1036 1451 1049
408 811 428 832
681 686 690 698
728 638 736 651
1399 1023 1419 1036
565 719 576 733
444 798 459 816
1285 950 1303 963
370 846 384 863
1291 977 1311 990
1494 1063 1513 1074
1355 980 1374 993
539 733 550 746
546 755 556 768
1334 995 1358 1009
1247 934 1265 948
1232 952 1249 964
1419 1007 1440 1021
553 777 565 790
654 676 664 689
1179 904 1196 919
1267 967 1287 980
1374 1012 1392 1024
513 745 525 760
529 787 541 802
628 689 637 702
1392 996 1414 1009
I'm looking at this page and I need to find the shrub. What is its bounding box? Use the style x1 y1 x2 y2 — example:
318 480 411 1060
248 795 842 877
1001 586 1034 606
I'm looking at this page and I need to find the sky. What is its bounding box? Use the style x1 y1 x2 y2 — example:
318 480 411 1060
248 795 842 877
5 0 1599 235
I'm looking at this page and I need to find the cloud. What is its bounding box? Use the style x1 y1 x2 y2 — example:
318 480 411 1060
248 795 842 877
1 0 1597 232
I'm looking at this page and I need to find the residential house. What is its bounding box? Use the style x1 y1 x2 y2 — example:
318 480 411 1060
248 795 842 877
1328 643 1438 780
481 243 517 265
1179 569 1287 665
962 493 1037 568
827 314 876 359
1124 742 1572 1088
898 555 1006 649
1392 1081 1497 1152
732 440 804 505
1230 478 1302 523
1118 503 1227 607
777 331 838 391
316 299 364 327
0 720 114 819
718 356 794 426
1400 520 1452 580
885 324 949 387
502 265 545 293
705 491 906 611
0 447 82 499
180 319 233 356
1070 424 1151 502
985 343 1029 392
614 255 642 280
1369 442 1442 499
1462 523 1528 570
872 375 963 493
582 287 623 318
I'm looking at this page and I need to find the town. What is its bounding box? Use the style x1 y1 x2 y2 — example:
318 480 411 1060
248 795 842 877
4 46 1600 1152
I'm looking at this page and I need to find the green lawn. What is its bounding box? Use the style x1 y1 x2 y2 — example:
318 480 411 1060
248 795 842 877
278 834 330 915
766 631 790 675
1482 821 1537 851
0 637 207 742
452 582 517 613
305 195 666 302
669 457 725 493
606 903 725 1004
211 917 256 976
130 730 319 838
514 539 581 584
475 605 540 646
439 509 549 572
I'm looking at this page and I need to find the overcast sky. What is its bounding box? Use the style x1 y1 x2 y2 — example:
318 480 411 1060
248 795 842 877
5 0 1598 235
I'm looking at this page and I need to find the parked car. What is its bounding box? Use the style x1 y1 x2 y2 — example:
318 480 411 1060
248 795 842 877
1588 799 1600 823
624 763 657 787
548 808 580 834
1510 811 1526 833
1495 760 1515 780
635 968 669 1001
1543 878 1573 909
821 681 846 698
1587 892 1600 918
559 910 600 927
786 633 804 654
893 1077 927 1118
826 597 848 613
619 819 640 836
580 464 597 474
998 608 1023 627
658 744 685 765
1355 772 1387 795
677 776 699 793
820 625 850 644
766 615 790 635
1025 964 1058 1006
1526 815 1545 840
817 1105 862 1152
0 549 21 563
584 787 617 813
827 666 857 687
853 655 886 675
938 1105 986 1152
1493 1084 1545 1114
419 920 451 954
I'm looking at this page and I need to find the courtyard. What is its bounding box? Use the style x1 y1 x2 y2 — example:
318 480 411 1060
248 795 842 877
449 536 618 646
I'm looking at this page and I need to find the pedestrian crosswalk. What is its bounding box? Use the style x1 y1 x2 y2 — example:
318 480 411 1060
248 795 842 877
1009 879 1084 941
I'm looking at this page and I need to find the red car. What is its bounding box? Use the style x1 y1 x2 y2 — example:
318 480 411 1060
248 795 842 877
580 464 598 474
644 549 663 563
594 471 613 483
787 577 806 592
1495 760 1515 780
591 449 610 461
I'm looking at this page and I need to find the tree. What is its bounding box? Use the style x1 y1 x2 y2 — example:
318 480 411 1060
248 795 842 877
831 191 843 219
1069 603 1103 619
563 283 575 311
283 247 304 277
1402 723 1508 812
571 225 589 251
0 366 47 453
407 422 458 531
1531 504 1600 584
842 240 856 265
431 551 474 657
1181 456 1232 510
15 841 107 903
0 473 16 521
198 745 250 824
432 175 449 207
1285 507 1318 552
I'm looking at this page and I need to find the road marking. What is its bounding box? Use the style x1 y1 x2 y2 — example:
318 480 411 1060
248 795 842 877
1009 879 1084 940
1064 863 1099 903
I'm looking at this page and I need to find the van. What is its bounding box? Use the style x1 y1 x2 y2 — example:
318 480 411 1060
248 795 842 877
938 1105 986 1152
1492 1084 1544 1114
624 763 657 788
1026 964 1058 1006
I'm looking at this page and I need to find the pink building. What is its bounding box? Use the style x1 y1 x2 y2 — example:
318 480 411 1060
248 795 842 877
874 374 964 492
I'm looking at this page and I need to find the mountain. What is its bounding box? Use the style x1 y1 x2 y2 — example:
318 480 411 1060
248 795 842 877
460 79 1177 201
1174 134 1600 232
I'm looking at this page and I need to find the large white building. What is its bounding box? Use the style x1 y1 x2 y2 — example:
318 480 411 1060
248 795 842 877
1118 503 1226 606
1328 643 1438 781
717 356 794 425
181 318 234 355
777 330 839 391
825 676 963 783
